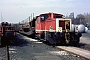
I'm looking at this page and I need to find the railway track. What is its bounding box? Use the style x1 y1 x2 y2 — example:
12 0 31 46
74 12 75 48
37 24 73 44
0 45 10 60
18 33 90 60
56 46 90 60
31 39 90 60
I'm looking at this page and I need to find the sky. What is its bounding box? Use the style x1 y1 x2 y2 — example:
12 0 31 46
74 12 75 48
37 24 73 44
0 0 90 23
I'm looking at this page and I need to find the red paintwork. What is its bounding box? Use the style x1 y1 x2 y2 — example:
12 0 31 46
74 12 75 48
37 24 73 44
36 12 63 34
36 19 56 33
45 19 56 30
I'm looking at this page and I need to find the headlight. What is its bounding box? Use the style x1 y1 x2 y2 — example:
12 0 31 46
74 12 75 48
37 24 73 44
49 26 53 30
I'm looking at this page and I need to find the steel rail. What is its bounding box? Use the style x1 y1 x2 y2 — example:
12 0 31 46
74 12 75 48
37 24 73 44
56 46 90 60
6 45 10 60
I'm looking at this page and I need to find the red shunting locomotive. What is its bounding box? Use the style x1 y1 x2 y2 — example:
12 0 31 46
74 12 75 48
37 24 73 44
35 12 76 45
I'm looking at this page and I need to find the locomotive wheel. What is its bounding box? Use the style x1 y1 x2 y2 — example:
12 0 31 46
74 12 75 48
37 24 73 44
41 32 45 39
37 33 45 40
70 35 80 46
45 32 56 45
31 33 35 39
73 37 80 46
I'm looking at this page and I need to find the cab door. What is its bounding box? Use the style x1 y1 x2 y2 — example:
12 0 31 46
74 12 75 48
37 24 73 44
36 17 42 33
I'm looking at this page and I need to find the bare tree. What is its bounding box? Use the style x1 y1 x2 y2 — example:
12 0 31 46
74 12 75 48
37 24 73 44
68 12 75 24
83 13 90 28
76 14 85 25
67 12 90 29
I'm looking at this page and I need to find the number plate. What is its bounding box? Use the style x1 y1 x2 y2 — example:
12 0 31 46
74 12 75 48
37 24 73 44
58 27 62 32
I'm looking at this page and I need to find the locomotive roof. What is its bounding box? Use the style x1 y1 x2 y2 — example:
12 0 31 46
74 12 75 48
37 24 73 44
29 12 64 23
39 12 63 16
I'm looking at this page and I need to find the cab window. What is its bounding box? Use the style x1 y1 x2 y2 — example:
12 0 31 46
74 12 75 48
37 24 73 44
41 15 48 22
36 17 40 23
